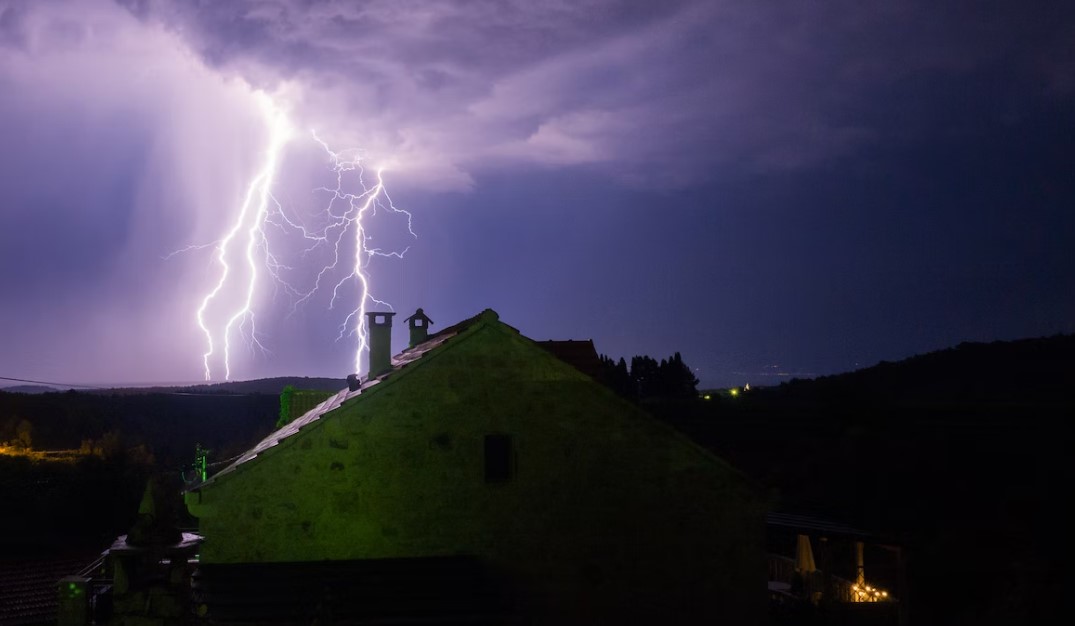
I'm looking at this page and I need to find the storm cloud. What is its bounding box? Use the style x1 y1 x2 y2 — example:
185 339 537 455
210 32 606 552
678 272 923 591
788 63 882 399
1 0 1073 386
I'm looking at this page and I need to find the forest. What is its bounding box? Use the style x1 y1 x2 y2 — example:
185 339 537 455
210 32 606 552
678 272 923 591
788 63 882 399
0 389 281 556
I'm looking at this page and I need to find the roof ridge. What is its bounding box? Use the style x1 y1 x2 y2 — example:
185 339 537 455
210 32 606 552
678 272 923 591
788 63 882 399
188 309 505 490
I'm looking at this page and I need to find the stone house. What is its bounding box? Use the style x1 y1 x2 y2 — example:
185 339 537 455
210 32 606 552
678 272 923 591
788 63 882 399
184 308 767 624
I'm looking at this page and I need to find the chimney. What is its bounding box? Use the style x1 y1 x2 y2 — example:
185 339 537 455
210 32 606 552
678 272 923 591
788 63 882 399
365 311 396 378
404 308 434 348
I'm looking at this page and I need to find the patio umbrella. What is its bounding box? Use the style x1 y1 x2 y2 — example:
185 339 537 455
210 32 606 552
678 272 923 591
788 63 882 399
796 534 816 573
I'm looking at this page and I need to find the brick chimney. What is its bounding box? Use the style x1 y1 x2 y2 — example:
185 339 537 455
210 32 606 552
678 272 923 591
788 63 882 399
404 308 434 348
365 311 396 378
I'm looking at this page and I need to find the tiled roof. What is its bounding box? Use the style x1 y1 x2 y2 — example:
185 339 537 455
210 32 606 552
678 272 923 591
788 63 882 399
193 310 504 488
0 553 101 625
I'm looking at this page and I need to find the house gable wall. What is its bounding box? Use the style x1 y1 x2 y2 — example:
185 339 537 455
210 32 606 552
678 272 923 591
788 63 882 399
187 321 766 622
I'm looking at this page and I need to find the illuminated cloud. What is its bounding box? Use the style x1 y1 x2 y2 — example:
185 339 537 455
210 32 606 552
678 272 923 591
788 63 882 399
0 0 274 382
111 0 1074 189
1 0 1072 386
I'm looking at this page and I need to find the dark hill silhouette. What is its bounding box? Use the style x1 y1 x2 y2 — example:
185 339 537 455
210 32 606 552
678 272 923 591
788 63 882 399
0 384 58 394
651 333 1073 626
179 376 346 395
756 333 1073 407
89 376 346 396
0 377 347 469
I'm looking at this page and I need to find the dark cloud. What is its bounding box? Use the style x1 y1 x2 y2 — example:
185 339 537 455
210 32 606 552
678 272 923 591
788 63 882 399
0 0 1072 386
106 0 1074 191
0 4 28 48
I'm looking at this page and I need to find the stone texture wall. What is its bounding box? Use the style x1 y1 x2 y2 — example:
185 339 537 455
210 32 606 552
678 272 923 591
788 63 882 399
187 320 767 623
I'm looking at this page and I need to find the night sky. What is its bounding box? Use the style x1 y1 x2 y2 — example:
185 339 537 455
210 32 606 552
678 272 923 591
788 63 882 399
1 0 1072 389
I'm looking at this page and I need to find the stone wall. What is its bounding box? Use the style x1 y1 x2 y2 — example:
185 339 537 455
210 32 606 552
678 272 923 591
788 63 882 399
187 320 767 623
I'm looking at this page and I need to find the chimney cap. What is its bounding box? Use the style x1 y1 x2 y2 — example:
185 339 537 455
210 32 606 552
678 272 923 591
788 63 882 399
404 308 434 325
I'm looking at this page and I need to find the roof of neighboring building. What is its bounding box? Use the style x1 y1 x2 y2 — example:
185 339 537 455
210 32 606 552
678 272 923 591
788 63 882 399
766 512 901 544
537 340 605 383
0 552 102 626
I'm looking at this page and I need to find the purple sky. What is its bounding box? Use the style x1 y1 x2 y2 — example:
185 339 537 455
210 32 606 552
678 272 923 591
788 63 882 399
1 0 1073 389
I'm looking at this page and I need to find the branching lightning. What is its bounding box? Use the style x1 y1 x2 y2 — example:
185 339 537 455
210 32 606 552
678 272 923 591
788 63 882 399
189 92 415 381
281 131 416 376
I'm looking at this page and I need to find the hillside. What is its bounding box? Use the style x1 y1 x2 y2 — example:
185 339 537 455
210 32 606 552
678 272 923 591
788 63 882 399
652 333 1073 625
86 376 347 396
0 384 60 394
756 333 1074 406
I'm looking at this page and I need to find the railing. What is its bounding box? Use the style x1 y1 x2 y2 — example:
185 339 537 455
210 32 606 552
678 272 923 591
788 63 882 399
768 554 795 586
77 554 107 580
79 552 114 625
766 553 893 605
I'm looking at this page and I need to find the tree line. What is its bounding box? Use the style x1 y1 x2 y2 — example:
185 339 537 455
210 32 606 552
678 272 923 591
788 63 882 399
598 352 700 401
0 390 279 467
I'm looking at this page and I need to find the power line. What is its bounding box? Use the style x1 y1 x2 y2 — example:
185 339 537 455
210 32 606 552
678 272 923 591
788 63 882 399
0 375 103 389
1 374 292 397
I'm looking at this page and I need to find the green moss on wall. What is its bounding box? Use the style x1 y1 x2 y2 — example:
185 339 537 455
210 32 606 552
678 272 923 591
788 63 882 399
187 319 767 623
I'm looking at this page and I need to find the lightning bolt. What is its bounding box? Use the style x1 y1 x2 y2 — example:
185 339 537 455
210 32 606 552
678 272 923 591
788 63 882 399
296 133 415 375
190 91 415 381
195 93 292 381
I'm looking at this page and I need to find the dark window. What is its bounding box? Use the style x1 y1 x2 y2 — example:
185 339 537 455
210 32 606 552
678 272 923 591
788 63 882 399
484 434 513 483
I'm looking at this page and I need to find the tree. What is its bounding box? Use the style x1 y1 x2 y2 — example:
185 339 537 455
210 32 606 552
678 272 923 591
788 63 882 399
599 355 635 399
277 385 296 428
662 352 700 399
630 355 662 399
96 430 125 460
14 418 32 449
601 352 701 401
